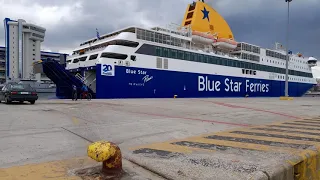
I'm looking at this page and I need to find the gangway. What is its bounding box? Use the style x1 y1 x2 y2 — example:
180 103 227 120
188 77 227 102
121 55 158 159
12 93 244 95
33 58 96 99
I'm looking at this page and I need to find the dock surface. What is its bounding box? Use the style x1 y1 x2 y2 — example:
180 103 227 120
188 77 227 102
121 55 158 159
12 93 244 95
1 97 320 179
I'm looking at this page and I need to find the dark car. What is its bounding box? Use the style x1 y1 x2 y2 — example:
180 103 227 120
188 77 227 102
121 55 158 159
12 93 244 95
0 82 38 104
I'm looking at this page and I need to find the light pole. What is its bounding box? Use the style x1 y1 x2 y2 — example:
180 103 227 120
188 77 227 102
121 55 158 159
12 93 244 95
284 0 292 97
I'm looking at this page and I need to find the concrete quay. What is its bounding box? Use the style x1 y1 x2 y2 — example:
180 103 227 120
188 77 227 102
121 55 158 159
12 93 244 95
0 97 320 179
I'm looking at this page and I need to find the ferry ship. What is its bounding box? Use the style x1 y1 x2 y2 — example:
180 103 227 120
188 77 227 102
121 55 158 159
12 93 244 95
65 0 317 98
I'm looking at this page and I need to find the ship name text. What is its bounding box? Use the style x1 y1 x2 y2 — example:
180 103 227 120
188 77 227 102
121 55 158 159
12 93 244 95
198 76 269 93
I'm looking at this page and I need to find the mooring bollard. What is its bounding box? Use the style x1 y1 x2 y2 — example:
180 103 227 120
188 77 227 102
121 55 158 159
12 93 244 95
174 95 178 98
87 141 122 174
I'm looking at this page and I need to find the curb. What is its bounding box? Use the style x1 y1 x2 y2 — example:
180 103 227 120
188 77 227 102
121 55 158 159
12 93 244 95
247 148 320 180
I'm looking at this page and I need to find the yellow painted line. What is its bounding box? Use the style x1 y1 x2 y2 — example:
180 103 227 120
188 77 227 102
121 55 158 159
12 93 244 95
130 139 220 154
182 137 299 153
207 132 309 152
0 157 98 180
129 142 193 153
279 122 320 128
247 127 320 138
226 129 320 145
298 118 320 122
263 124 320 131
286 148 320 180
72 117 79 125
267 124 320 131
130 117 320 155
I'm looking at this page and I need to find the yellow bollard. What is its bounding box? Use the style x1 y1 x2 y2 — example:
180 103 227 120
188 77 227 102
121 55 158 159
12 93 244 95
87 141 122 174
174 95 178 98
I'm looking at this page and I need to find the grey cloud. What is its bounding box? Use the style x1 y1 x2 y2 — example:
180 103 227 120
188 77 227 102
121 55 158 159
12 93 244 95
0 0 319 59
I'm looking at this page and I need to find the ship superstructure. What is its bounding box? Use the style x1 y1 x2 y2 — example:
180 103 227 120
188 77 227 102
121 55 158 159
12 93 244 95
64 0 317 98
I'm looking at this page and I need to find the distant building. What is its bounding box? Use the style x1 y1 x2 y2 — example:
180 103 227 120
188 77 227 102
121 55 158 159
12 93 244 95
0 46 68 83
2 18 68 83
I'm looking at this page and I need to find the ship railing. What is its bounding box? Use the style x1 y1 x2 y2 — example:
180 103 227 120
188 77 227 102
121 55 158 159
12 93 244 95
88 78 96 85
75 73 86 83
137 26 243 61
75 72 97 86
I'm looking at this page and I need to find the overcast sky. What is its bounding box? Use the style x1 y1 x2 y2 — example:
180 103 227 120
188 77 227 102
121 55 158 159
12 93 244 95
0 0 320 76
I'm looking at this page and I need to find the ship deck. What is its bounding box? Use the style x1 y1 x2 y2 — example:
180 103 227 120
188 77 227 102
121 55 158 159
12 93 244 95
1 97 320 179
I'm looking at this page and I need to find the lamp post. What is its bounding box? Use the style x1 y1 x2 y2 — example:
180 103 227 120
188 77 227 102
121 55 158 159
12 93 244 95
284 0 292 97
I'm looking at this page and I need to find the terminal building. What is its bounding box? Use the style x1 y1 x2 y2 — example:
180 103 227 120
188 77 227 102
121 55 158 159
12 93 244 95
2 18 68 84
0 46 68 83
0 46 5 83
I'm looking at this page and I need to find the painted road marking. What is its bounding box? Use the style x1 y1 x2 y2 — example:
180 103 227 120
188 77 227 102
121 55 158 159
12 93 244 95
130 116 320 155
204 135 312 149
72 117 79 125
283 122 320 127
268 125 320 131
251 127 320 136
130 116 320 180
0 157 97 180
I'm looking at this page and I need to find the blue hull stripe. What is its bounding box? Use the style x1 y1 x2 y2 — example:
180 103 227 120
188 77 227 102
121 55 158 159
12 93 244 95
95 65 313 99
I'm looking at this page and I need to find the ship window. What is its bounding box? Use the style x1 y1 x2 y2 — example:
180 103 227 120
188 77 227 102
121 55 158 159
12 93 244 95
101 52 127 60
79 56 87 61
178 50 184 59
89 54 98 60
163 48 169 57
156 47 162 56
240 62 244 68
135 44 312 78
203 55 208 63
116 40 139 48
171 49 177 59
190 53 195 61
184 52 190 60
211 57 217 64
227 59 231 66
217 58 222 65
130 55 136 61
73 58 79 63
199 54 204 62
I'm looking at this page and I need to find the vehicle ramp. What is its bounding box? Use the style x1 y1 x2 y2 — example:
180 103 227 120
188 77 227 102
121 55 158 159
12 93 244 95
33 58 95 99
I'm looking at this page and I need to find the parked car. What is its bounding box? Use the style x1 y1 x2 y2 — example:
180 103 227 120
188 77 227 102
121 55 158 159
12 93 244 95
0 82 38 104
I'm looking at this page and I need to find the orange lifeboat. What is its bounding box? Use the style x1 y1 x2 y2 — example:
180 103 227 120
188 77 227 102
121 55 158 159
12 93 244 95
215 38 237 45
212 38 238 50
191 31 215 44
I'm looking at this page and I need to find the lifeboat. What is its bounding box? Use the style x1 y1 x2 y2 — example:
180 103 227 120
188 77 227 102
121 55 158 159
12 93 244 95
191 31 215 44
307 57 317 67
79 49 85 55
212 38 238 50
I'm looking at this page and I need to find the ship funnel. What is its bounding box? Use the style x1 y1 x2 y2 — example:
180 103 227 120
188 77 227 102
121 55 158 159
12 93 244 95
181 0 234 40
